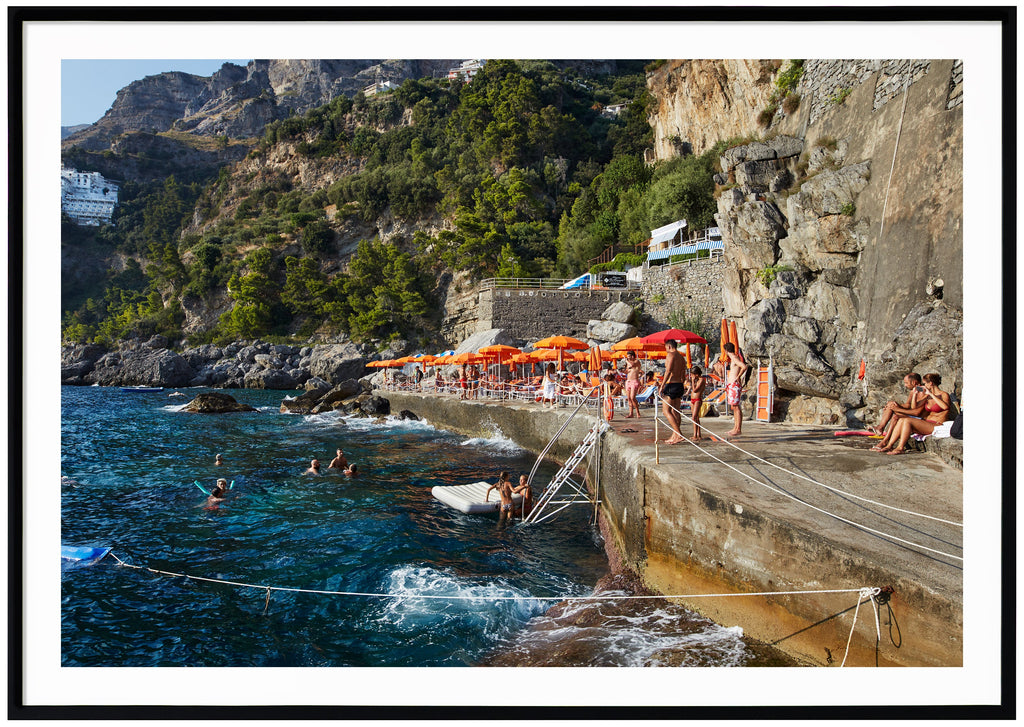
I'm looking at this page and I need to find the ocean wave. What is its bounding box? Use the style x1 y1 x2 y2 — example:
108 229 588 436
496 592 752 667
339 414 439 435
459 430 523 453
376 565 546 635
160 403 189 412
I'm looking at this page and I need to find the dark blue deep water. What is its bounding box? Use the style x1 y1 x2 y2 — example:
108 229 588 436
61 386 768 667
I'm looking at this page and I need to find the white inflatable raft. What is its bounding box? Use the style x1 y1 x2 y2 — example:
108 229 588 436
431 481 524 514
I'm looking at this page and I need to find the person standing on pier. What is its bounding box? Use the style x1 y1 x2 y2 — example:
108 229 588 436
723 343 749 437
659 340 687 445
623 351 643 419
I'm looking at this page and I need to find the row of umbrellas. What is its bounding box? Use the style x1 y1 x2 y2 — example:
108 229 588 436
367 328 716 373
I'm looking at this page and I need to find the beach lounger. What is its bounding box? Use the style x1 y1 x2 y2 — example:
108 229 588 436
634 385 658 406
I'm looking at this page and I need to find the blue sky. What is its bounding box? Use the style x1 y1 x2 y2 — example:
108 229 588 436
61 59 251 127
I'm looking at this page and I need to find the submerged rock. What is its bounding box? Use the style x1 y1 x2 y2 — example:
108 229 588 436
181 392 257 413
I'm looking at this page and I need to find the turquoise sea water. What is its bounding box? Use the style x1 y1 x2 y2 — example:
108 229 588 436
61 385 771 667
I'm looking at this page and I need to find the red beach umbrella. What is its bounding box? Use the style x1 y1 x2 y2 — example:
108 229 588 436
640 328 707 346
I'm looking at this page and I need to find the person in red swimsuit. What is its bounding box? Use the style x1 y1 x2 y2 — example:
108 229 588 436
873 373 951 454
686 366 707 441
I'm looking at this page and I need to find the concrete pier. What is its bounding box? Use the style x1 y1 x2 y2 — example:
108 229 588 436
382 390 963 667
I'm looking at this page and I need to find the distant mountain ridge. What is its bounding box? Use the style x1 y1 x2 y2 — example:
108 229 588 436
61 59 463 152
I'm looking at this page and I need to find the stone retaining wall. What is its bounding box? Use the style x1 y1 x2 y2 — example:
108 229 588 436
800 59 936 125
478 287 643 342
639 259 727 346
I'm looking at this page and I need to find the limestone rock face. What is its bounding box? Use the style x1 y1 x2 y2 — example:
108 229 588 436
453 329 517 354
61 344 107 384
85 348 195 388
182 392 257 413
310 380 364 414
280 386 332 414
586 320 638 343
601 301 636 324
244 368 299 390
646 60 778 159
308 343 367 384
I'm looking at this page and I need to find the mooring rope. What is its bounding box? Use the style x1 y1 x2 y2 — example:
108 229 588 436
107 551 873 604
841 587 882 667
651 399 963 562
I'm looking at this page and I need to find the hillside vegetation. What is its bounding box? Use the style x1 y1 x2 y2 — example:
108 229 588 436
62 59 723 348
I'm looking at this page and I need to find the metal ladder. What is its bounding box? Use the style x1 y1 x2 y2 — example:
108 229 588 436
522 418 607 525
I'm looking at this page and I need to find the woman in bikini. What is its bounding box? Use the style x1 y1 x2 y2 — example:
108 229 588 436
872 373 951 454
687 366 707 440
485 471 516 523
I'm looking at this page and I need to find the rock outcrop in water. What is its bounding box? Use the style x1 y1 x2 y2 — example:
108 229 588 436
181 392 257 413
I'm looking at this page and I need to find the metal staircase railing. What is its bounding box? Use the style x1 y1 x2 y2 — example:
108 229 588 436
522 413 607 526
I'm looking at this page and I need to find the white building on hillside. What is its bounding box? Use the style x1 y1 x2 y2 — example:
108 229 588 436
364 80 398 97
61 166 118 226
447 59 485 82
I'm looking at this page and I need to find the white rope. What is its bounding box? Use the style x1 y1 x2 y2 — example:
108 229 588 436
658 396 963 528
840 587 881 667
651 399 963 562
107 552 873 603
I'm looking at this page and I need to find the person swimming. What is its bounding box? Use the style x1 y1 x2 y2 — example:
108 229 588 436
305 459 322 475
343 463 359 476
214 453 224 466
328 448 349 470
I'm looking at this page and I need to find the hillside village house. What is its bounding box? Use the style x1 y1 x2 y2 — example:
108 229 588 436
61 166 118 226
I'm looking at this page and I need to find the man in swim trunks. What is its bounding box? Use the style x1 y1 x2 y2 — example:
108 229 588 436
485 471 516 523
328 448 349 470
622 351 643 418
305 459 322 475
687 366 707 440
723 343 749 437
659 339 688 444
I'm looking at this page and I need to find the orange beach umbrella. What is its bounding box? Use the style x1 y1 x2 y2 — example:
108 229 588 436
532 335 588 371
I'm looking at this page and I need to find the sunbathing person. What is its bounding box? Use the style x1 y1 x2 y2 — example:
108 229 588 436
869 372 925 435
873 373 951 454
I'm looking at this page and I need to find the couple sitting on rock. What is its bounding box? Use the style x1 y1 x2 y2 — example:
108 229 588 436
869 372 954 454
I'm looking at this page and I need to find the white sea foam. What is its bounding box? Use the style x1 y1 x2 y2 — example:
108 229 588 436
160 403 189 412
459 430 523 454
339 414 439 435
515 593 751 667
378 565 545 633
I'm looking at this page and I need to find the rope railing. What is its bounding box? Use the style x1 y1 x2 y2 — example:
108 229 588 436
650 397 963 562
107 550 877 605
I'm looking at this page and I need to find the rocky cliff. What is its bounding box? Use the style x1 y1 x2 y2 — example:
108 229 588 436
648 59 962 424
62 59 462 152
645 60 778 159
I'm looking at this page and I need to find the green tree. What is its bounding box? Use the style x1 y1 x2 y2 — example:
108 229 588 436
220 247 282 338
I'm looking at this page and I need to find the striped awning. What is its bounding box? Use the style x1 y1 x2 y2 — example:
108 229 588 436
647 240 723 262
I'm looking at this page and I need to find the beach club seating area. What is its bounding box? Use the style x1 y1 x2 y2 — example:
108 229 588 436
368 331 723 416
